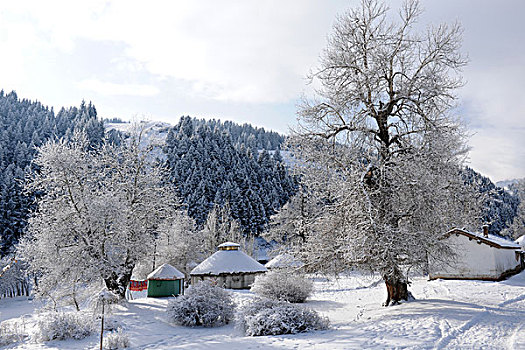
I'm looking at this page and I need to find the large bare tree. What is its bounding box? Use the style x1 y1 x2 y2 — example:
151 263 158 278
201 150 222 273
291 0 480 305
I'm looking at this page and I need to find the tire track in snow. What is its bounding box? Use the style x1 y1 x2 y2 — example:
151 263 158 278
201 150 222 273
499 293 525 307
433 291 525 349
432 308 489 350
501 294 525 350
507 322 524 350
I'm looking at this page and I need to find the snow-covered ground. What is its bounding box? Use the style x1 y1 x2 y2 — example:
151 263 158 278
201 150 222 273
1 271 524 349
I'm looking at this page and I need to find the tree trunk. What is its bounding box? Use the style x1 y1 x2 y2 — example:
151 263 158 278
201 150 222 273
104 269 133 299
383 278 409 306
382 264 412 306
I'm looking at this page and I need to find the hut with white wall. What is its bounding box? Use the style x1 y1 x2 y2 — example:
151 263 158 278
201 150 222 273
190 242 267 289
429 227 522 281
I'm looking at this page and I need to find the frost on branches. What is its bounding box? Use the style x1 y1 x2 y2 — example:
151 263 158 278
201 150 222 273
19 127 180 300
154 211 204 280
251 271 313 303
33 311 94 342
289 0 481 305
167 281 235 327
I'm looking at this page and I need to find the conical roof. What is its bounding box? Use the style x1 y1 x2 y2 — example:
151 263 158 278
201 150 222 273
147 263 185 280
265 253 304 269
190 245 267 276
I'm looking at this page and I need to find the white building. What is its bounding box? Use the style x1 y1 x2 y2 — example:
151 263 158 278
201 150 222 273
190 242 267 289
429 227 523 281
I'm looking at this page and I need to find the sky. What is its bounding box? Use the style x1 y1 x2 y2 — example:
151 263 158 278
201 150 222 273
0 0 524 182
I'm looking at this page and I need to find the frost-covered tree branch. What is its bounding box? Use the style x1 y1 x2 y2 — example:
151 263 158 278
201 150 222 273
19 127 180 299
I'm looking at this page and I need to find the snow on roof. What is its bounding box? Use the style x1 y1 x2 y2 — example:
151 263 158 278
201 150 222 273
515 235 525 250
190 249 267 276
265 253 304 269
445 228 521 249
147 263 185 280
218 242 240 249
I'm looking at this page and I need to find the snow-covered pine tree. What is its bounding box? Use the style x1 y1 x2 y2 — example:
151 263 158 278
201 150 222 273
0 92 104 256
164 117 297 235
19 126 177 299
201 204 253 256
462 167 520 238
291 0 480 305
503 179 525 239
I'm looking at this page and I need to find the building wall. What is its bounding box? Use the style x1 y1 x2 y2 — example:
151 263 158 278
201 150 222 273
429 234 521 280
191 272 264 289
493 247 521 274
147 279 182 297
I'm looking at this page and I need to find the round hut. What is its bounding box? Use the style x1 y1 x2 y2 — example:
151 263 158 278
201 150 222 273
190 242 267 289
265 253 304 270
147 263 185 297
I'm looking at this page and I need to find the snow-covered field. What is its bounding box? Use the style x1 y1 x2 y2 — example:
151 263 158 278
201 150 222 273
1 271 524 349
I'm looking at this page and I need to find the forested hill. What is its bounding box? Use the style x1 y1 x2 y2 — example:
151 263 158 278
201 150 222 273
463 167 520 238
0 91 104 255
1 89 520 255
164 116 297 233
177 117 285 151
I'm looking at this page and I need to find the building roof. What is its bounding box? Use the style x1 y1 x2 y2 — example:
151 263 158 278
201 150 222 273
444 228 521 250
190 248 267 276
265 253 304 269
516 235 525 251
147 263 185 280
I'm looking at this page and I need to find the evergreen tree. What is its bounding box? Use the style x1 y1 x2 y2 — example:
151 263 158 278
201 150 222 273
164 116 297 235
0 91 104 255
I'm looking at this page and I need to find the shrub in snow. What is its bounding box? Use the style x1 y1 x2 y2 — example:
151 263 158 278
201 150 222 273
167 281 234 327
0 320 26 346
33 311 94 342
236 298 329 336
251 271 313 303
103 328 129 349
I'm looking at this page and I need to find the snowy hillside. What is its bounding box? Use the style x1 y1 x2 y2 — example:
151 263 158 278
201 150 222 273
105 120 172 143
1 271 524 349
496 179 521 190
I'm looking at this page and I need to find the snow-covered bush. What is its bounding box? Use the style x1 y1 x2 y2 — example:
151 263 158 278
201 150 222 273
167 281 234 327
33 311 94 342
251 271 313 303
103 328 129 349
236 298 329 336
0 319 26 346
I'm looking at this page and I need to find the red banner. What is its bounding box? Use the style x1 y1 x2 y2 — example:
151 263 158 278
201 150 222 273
129 280 148 291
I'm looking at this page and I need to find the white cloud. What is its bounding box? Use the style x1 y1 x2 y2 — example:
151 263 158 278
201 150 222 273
77 79 160 97
461 64 525 181
1 0 524 181
0 0 349 103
